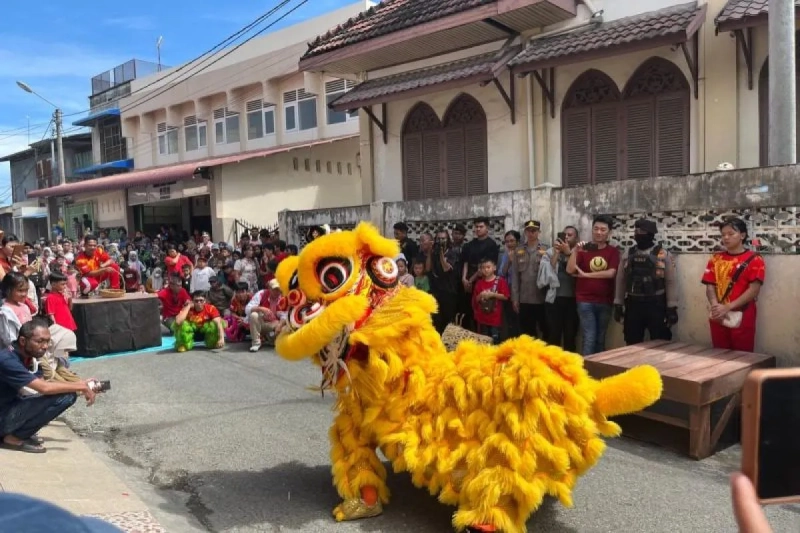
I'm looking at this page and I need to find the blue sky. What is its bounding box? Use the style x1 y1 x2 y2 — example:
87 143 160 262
0 0 356 205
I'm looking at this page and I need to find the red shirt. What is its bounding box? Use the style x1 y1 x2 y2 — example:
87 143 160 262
165 253 193 276
123 268 140 291
157 287 191 319
186 303 220 325
575 245 620 304
472 276 510 327
75 249 110 276
44 292 77 331
701 250 765 304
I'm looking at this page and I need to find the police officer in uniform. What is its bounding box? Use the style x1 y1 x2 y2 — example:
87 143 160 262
613 219 678 344
512 220 549 340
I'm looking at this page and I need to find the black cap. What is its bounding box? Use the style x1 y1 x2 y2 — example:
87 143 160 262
634 219 658 235
453 223 467 234
393 222 409 232
523 220 541 231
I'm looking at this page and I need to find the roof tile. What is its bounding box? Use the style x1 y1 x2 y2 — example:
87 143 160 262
304 0 495 59
510 2 702 68
330 51 502 109
715 0 800 25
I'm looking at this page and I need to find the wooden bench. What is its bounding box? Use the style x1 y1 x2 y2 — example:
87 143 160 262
584 340 775 460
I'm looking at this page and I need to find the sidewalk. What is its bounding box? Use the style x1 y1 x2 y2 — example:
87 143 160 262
0 419 165 533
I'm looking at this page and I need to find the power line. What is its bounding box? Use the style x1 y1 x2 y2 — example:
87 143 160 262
120 0 305 115
0 0 302 136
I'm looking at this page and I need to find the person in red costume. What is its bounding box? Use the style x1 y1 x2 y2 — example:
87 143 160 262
75 235 121 295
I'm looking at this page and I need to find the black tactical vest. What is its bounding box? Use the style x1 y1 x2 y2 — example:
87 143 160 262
625 245 666 298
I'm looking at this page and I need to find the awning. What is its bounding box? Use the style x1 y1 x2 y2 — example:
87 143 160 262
74 159 134 175
330 49 519 112
13 212 47 219
72 107 121 127
28 134 359 199
715 0 799 32
510 2 707 74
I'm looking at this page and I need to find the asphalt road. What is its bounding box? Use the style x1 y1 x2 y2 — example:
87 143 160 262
65 345 800 533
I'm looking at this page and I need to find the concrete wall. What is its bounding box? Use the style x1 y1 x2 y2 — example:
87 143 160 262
72 190 129 231
213 137 362 242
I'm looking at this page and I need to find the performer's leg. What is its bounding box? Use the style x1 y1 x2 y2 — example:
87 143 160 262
173 321 197 352
102 263 122 289
201 322 219 348
329 408 388 521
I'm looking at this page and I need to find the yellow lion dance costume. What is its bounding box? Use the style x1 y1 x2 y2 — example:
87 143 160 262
274 222 662 533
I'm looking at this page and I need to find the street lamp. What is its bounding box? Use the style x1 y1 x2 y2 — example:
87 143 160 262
16 80 65 185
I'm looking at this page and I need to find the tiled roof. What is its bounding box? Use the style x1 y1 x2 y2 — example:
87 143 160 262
510 2 703 68
329 51 503 110
715 0 800 26
303 0 495 59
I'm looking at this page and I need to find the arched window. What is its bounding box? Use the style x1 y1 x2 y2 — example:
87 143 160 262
442 94 488 197
401 94 488 200
622 57 690 179
561 70 622 187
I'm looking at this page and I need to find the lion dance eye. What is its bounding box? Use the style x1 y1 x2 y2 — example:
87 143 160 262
289 273 299 291
366 256 399 289
316 257 353 294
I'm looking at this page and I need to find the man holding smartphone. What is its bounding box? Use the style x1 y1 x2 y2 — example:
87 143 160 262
547 226 580 351
567 215 620 356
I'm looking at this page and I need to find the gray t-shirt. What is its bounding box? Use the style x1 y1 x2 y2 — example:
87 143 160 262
556 253 575 298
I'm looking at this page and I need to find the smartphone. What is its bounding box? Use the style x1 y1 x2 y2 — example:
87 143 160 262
557 232 566 241
741 368 800 504
584 242 598 251
11 243 24 258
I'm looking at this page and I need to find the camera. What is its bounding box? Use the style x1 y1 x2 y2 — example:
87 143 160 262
88 379 111 393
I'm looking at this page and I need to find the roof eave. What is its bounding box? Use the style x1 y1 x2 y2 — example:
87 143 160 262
512 4 707 75
716 11 800 32
330 70 495 112
299 3 500 73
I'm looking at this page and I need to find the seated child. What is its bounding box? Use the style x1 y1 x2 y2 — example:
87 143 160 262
224 282 252 342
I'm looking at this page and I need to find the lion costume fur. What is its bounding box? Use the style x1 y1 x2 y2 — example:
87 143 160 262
274 222 662 533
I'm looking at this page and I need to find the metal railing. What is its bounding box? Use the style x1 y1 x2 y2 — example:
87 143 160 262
233 219 279 242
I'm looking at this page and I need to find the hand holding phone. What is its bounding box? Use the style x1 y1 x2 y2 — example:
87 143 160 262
741 368 800 505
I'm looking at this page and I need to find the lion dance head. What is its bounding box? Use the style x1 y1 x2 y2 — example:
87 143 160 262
274 222 411 387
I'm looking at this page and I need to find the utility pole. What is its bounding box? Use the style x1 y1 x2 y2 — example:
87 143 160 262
768 0 797 165
55 108 66 185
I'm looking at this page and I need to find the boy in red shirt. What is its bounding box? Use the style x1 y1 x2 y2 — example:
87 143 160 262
44 272 77 332
472 258 509 344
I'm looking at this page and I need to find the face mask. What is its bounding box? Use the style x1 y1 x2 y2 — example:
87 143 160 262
634 234 655 249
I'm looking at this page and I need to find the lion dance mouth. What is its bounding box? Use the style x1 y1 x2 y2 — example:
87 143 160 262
272 222 663 533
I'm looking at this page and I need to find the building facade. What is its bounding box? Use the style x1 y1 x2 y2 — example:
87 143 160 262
0 133 92 241
282 0 800 363
29 1 371 242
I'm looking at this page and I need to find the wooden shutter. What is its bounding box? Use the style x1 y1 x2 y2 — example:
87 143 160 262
592 103 620 183
655 94 689 176
624 99 655 179
445 129 466 197
562 108 591 186
403 133 423 200
422 132 442 199
465 124 488 195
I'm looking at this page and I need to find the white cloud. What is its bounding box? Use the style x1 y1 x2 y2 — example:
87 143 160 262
102 16 155 31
